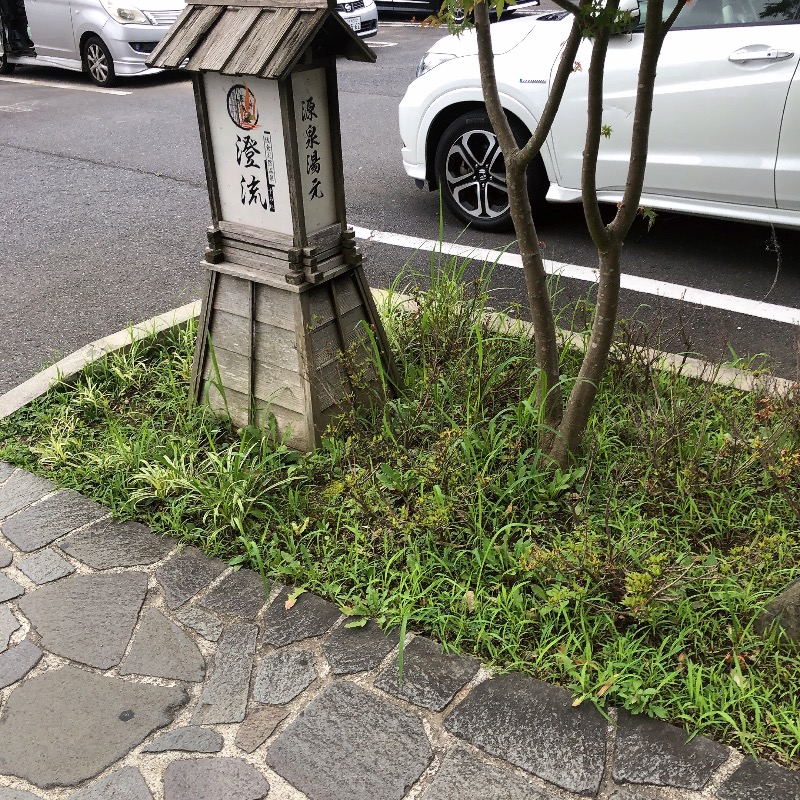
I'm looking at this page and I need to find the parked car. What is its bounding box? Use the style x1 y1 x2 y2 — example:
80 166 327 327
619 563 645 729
0 0 185 87
377 0 539 22
337 0 379 37
399 0 800 231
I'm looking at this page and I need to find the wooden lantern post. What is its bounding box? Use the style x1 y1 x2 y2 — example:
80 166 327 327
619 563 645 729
148 0 397 449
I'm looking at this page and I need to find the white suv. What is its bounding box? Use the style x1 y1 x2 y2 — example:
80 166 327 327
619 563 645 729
399 1 800 231
0 0 185 87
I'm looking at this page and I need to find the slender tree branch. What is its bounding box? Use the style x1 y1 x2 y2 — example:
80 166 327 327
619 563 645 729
579 3 615 250
661 0 687 37
517 13 585 168
474 0 517 154
474 0 563 426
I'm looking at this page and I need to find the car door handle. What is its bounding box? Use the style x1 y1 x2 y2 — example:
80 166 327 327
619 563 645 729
729 46 794 64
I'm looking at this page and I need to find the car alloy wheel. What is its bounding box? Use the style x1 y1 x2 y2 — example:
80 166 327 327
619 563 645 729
84 36 116 88
435 112 549 232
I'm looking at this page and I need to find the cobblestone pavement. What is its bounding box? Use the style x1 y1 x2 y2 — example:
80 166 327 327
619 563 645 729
1 463 799 800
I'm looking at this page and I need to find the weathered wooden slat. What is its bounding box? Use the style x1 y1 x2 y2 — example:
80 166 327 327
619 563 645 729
203 382 313 449
206 260 302 292
332 274 365 317
204 6 263 73
307 290 335 330
186 7 245 71
255 283 297 330
226 8 298 76
211 274 294 331
314 361 348 411
152 5 226 68
219 221 295 251
221 245 291 277
202 345 307 412
310 322 343 370
208 310 300 372
148 5 195 66
260 12 321 78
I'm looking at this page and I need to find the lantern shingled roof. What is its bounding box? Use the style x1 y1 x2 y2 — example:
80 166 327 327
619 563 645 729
147 0 375 78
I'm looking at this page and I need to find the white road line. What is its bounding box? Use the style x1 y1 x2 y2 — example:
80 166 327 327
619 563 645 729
352 225 800 326
0 76 131 95
368 41 399 47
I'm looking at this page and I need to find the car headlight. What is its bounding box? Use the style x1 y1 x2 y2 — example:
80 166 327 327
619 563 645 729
100 0 150 23
416 52 457 78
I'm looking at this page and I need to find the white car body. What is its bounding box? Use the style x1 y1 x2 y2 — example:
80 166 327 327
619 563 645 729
399 5 800 230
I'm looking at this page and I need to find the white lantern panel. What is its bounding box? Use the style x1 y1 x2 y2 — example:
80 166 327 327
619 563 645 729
292 68 337 235
204 73 293 235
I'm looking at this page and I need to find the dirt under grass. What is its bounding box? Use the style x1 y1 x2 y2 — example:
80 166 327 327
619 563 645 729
1 268 799 766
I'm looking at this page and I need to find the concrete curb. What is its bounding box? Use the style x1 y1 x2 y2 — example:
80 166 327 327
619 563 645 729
0 301 201 421
0 291 794 423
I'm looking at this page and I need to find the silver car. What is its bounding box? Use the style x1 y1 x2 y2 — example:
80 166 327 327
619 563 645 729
0 0 185 87
336 0 378 38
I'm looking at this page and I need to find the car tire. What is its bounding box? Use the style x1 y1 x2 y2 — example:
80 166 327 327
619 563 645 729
84 36 116 88
434 111 548 232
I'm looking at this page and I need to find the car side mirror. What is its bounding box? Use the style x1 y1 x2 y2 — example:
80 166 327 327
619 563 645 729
616 0 641 32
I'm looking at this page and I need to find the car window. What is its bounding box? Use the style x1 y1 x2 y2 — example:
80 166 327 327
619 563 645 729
637 0 800 28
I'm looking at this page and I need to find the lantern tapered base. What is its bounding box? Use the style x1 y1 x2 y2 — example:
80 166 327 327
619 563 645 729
191 253 395 450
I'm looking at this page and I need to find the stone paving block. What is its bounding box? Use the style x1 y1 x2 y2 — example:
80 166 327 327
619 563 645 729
444 672 607 797
1 489 106 552
0 665 187 788
253 648 317 705
119 609 205 682
266 682 433 800
0 605 21 652
142 726 224 753
0 543 11 568
200 569 267 620
262 588 341 647
58 519 173 569
235 706 289 753
163 757 269 800
0 789 44 800
717 757 800 800
0 462 14 483
612 710 729 790
19 572 148 669
0 639 42 689
0 573 24 602
68 766 154 799
0 471 55 521
174 605 223 641
17 548 75 585
374 635 479 712
192 623 257 725
155 546 228 609
323 618 400 675
421 746 553 800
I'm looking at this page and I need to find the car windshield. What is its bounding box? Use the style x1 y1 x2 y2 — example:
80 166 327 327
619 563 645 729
637 0 800 28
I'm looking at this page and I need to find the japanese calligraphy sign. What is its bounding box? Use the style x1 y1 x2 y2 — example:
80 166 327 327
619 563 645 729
292 67 336 235
203 73 293 235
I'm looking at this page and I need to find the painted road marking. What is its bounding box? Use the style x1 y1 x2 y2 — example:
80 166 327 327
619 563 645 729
368 41 400 47
0 76 131 95
352 226 800 326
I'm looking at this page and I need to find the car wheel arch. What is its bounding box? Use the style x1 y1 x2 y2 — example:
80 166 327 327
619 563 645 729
424 101 555 190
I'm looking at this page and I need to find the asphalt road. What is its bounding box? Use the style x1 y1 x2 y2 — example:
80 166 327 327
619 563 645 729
0 16 798 395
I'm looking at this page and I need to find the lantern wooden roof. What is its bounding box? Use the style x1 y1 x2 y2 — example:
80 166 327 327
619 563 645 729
148 0 375 78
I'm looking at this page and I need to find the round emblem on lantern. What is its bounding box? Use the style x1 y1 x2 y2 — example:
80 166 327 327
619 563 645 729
345 3 353 11
227 84 260 131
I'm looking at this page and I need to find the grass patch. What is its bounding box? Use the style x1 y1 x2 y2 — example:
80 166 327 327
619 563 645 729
2 259 799 766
